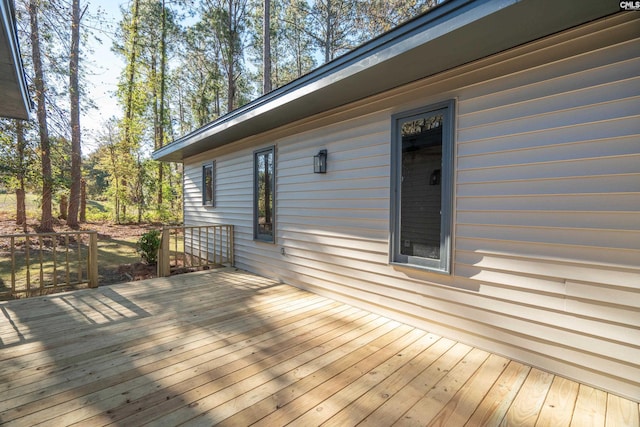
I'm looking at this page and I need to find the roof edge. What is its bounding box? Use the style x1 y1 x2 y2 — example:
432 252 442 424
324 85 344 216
1 0 32 120
154 0 619 163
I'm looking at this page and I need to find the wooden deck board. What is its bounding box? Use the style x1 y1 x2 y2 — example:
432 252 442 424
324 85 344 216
139 317 400 426
18 299 350 425
362 343 476 426
465 360 531 426
1 287 310 386
570 385 607 427
425 353 510 426
255 329 433 427
536 376 579 427
605 394 640 427
108 313 389 426
501 368 554 426
389 347 490 426
2 291 328 410
323 336 454 426
0 268 637 426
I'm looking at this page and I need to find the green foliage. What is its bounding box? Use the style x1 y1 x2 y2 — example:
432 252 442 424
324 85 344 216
84 150 110 198
85 201 113 222
6 0 436 227
0 119 38 192
143 205 181 224
137 229 161 265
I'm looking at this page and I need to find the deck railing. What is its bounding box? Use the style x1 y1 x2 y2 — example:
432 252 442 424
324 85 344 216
157 225 234 277
0 230 98 298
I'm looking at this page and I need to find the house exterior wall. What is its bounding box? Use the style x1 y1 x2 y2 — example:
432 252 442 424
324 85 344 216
183 13 640 400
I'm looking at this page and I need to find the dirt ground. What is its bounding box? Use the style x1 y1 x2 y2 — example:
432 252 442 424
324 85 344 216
0 215 155 239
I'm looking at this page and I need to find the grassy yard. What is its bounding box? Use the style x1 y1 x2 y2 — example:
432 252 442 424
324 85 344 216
0 192 117 223
98 236 140 267
0 193 40 218
0 229 156 299
0 233 93 296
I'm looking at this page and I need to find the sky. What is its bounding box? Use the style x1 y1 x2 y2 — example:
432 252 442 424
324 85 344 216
80 0 201 152
81 0 127 152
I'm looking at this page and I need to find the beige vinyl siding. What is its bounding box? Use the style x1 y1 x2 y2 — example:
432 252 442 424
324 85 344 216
275 114 391 290
183 150 254 263
181 13 640 400
451 14 640 399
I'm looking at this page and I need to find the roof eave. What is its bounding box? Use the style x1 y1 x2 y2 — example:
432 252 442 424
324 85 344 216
0 0 32 121
154 0 620 163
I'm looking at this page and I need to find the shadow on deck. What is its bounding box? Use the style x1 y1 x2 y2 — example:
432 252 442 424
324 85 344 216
0 268 638 426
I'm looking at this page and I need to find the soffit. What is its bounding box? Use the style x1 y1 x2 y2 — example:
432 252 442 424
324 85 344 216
0 0 31 120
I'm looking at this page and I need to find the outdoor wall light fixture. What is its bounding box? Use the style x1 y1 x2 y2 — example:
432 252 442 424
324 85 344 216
314 149 327 173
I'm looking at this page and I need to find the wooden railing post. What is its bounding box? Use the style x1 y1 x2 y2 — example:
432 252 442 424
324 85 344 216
158 228 171 277
88 232 99 288
229 225 234 266
10 236 16 295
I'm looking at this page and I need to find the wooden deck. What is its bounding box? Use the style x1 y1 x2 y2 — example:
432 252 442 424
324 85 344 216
0 268 638 426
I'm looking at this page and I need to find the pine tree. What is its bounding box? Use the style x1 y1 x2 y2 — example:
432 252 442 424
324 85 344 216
67 0 85 228
29 0 54 232
263 0 271 94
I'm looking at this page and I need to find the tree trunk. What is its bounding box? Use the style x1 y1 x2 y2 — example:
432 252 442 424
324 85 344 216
79 178 86 222
109 144 120 223
136 154 143 224
29 0 54 232
15 120 26 231
59 195 68 220
226 0 235 112
168 163 175 210
158 163 164 208
16 188 27 232
122 178 128 222
263 0 272 94
123 0 140 146
215 89 220 117
67 0 82 228
325 0 331 63
121 0 140 225
115 196 120 223
157 0 167 208
227 61 235 112
151 55 161 208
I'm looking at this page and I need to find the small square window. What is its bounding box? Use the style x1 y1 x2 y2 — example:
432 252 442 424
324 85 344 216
202 162 214 206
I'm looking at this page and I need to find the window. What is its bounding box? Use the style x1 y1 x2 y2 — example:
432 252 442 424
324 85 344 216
390 101 454 273
254 147 275 242
202 162 215 206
